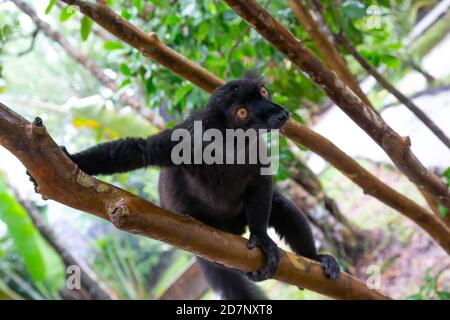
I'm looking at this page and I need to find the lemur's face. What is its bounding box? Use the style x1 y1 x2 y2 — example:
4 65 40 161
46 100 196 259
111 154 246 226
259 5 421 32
216 79 290 130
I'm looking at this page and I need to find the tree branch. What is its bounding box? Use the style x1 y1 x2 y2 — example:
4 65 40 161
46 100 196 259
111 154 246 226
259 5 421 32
16 27 40 57
288 0 372 108
221 0 450 210
281 120 450 254
381 84 450 111
54 0 450 254
0 102 389 300
335 32 450 150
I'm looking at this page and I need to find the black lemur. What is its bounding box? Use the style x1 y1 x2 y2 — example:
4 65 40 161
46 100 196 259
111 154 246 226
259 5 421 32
31 75 340 299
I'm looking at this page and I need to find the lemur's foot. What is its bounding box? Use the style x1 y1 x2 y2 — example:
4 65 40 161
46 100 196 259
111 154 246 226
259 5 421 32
317 254 340 280
245 233 280 281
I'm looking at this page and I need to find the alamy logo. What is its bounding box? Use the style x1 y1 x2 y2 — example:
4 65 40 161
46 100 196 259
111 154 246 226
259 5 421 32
66 265 81 290
170 121 280 175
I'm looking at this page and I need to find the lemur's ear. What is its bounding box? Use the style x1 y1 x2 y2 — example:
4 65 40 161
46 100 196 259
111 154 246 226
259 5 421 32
242 69 265 86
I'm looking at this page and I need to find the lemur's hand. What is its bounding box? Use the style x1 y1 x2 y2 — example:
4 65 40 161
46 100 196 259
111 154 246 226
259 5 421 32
317 254 340 280
246 233 280 281
26 145 72 190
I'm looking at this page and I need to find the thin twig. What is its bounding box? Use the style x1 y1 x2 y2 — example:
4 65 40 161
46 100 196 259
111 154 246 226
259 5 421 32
335 32 450 150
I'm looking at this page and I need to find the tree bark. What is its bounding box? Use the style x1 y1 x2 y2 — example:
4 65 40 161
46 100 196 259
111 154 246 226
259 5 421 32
335 33 450 150
12 0 165 130
53 0 450 254
0 102 389 300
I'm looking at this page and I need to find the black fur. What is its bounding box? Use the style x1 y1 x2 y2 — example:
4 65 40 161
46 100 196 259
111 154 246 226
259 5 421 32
34 76 340 299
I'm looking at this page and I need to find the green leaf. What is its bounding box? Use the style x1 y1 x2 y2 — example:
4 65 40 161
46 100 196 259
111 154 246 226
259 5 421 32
381 54 400 69
342 1 366 20
377 0 391 8
60 5 77 22
45 0 57 15
119 63 133 76
174 83 193 105
343 20 363 44
103 41 125 51
80 16 93 41
443 167 450 185
134 0 143 12
0 174 64 290
0 25 12 41
119 78 131 88
145 77 156 96
437 291 450 300
439 205 448 218
121 8 131 20
197 22 210 41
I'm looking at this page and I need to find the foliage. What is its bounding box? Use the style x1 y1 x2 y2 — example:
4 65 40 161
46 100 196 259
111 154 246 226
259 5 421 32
438 167 450 217
91 231 175 299
407 269 450 300
0 11 19 93
0 173 65 295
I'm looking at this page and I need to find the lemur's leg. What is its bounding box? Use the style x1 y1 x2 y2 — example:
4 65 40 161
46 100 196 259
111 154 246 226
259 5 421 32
269 190 340 280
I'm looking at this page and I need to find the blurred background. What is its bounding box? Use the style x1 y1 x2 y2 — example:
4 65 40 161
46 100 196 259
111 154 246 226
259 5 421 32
0 0 449 300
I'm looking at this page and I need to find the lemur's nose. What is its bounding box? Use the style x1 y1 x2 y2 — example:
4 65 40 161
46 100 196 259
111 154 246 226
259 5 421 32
276 110 289 122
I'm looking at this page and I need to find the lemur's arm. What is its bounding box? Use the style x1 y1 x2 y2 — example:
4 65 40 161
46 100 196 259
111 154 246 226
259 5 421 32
244 174 280 281
70 129 175 176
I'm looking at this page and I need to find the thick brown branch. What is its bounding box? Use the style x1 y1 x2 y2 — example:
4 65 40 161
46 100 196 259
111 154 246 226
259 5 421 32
12 0 165 130
221 0 450 210
60 0 223 93
55 0 450 253
0 102 388 300
335 33 450 150
288 0 372 107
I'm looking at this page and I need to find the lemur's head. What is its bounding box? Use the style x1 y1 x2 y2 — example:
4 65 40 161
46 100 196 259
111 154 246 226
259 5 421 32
208 73 289 130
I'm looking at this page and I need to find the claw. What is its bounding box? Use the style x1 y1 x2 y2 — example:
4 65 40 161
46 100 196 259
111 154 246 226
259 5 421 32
33 117 43 127
317 254 340 281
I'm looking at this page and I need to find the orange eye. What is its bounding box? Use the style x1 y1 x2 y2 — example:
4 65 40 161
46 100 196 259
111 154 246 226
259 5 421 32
260 87 269 98
236 107 248 120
